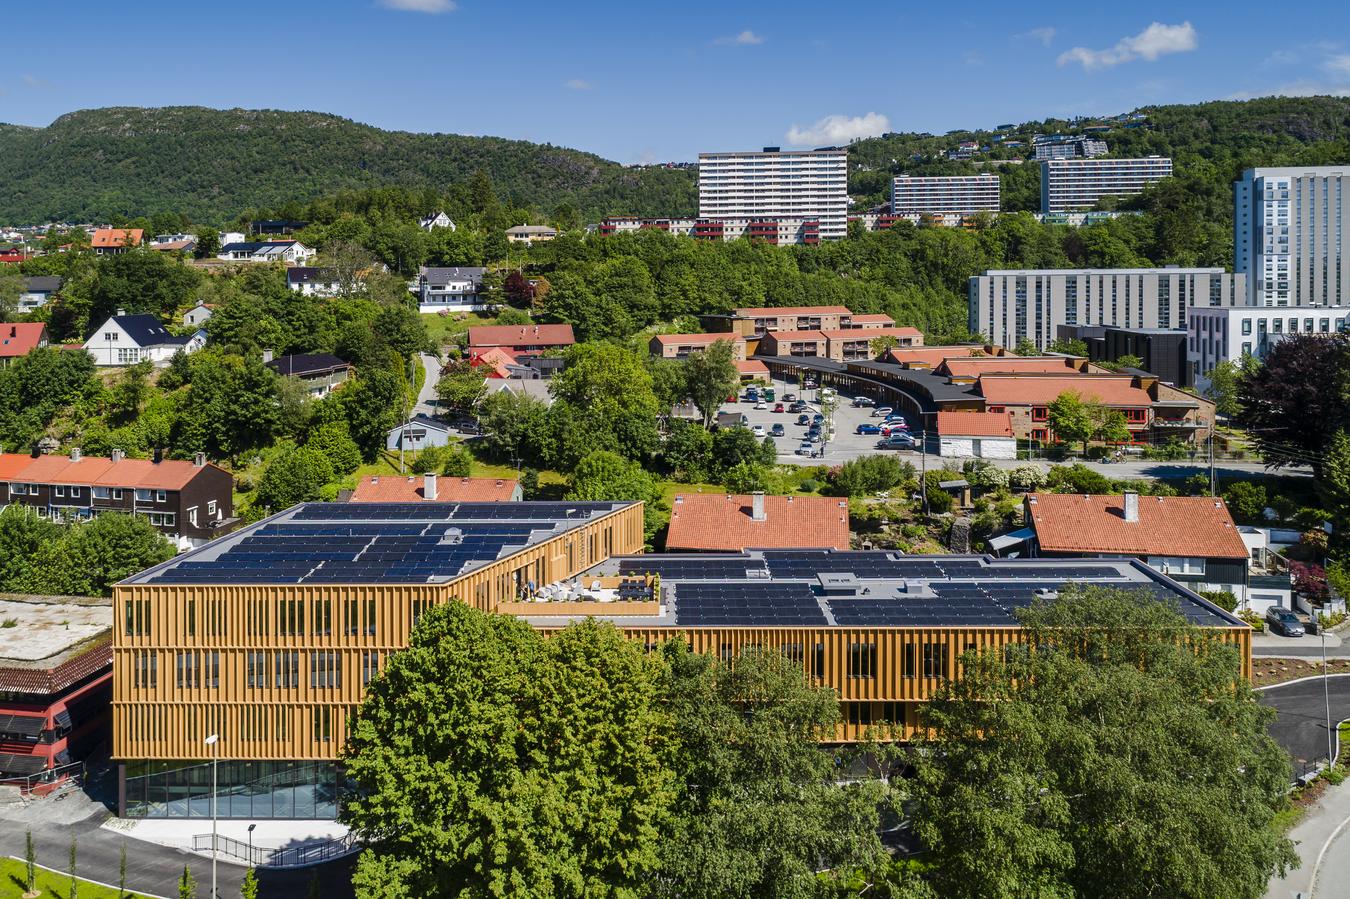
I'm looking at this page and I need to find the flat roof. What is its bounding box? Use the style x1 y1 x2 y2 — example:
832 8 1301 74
0 597 111 669
126 501 634 586
518 551 1244 630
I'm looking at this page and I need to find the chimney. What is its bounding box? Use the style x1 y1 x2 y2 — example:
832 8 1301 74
424 473 438 501
111 448 125 463
70 448 82 462
1123 491 1139 523
116 308 125 317
751 491 766 521
262 349 274 364
29 444 39 458
193 452 205 468
153 447 163 464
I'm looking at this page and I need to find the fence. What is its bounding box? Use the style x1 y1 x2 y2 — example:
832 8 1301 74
0 760 85 795
191 830 360 869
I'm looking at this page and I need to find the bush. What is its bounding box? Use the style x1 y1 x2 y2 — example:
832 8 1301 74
304 420 362 475
963 460 1009 491
441 444 473 478
1199 590 1238 612
1006 464 1046 492
923 470 955 515
723 462 768 494
798 479 822 494
255 445 334 512
1239 609 1265 632
1142 439 1190 461
830 455 913 497
410 446 448 475
1046 463 1113 495
1222 481 1268 522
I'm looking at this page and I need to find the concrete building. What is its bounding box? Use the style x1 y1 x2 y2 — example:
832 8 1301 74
935 411 1016 459
1039 157 1173 213
1234 166 1349 307
969 268 1246 352
890 174 1000 215
1186 305 1350 387
1032 134 1108 161
698 147 849 241
1055 324 1192 388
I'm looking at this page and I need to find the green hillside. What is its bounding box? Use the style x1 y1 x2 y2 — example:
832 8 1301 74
0 106 697 225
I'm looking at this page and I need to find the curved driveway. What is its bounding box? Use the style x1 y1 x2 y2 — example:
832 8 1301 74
1258 674 1350 775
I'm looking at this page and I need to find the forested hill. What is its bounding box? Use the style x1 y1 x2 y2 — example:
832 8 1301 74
0 106 698 225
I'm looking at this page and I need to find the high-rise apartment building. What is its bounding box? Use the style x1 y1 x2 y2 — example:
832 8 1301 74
1039 157 1174 213
698 147 849 240
890 175 1000 215
969 267 1246 351
1032 135 1109 161
1234 166 1349 307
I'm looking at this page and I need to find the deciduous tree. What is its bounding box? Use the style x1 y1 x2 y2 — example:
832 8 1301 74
682 339 739 427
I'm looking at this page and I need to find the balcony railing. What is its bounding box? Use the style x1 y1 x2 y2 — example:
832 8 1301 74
192 831 361 869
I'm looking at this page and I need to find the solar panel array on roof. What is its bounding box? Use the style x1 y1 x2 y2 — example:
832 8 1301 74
619 558 769 579
675 582 827 626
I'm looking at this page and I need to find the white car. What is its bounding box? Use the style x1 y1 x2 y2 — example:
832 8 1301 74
872 407 894 418
751 424 766 437
753 401 767 410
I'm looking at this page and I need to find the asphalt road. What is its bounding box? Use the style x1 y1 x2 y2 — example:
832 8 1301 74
1258 674 1350 777
413 352 442 418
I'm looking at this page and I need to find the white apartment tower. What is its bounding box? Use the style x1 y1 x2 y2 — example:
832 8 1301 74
1234 166 1349 307
1039 156 1174 213
891 174 1000 215
969 267 1246 351
698 147 849 240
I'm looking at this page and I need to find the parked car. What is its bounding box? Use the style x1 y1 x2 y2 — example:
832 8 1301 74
745 390 759 403
807 427 823 441
873 407 894 418
812 413 824 424
855 423 881 435
852 396 875 407
1265 607 1305 637
796 440 815 455
783 393 797 402
789 401 808 413
881 421 908 433
796 413 811 426
773 403 785 413
751 424 766 437
753 401 767 410
883 414 907 425
770 423 785 437
876 433 917 450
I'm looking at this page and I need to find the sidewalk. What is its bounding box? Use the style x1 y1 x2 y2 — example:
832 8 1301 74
106 816 349 865
1267 780 1350 898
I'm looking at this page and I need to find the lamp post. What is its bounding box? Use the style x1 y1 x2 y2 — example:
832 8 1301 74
1324 624 1335 767
204 734 219 899
247 823 257 867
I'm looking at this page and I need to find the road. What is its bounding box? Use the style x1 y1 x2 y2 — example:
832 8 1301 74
1255 631 1350 660
1258 674 1350 776
413 352 441 418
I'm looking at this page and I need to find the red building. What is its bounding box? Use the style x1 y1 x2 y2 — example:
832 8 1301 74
0 597 112 794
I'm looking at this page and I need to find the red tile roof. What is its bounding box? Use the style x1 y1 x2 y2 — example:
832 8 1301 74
469 347 520 379
90 228 143 249
736 360 770 376
467 324 575 349
0 323 47 358
665 493 850 552
937 411 1014 438
939 357 1081 379
849 314 896 325
734 305 853 317
885 346 987 367
0 452 223 490
1026 493 1248 559
350 475 519 503
977 375 1151 407
819 326 922 340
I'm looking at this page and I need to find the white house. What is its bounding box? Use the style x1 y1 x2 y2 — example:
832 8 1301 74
182 303 215 327
386 415 455 451
413 266 487 313
935 411 1017 459
219 231 247 247
217 241 315 265
286 267 342 297
19 276 61 312
83 311 206 367
419 211 456 231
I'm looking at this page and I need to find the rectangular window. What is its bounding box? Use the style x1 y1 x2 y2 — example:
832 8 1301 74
411 598 433 628
813 642 825 679
134 651 157 689
124 599 151 636
847 703 873 726
54 485 65 498
247 599 270 636
922 643 949 679
1241 318 1252 335
246 652 270 689
135 489 153 503
903 644 917 679
207 500 218 516
362 651 381 686
185 599 195 637
313 599 332 635
310 652 341 689
1031 406 1049 422
175 651 200 689
274 651 300 688
279 600 304 635
313 706 332 743
848 643 877 679
156 489 166 502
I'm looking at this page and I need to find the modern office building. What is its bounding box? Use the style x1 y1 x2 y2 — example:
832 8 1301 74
1039 157 1173 213
890 175 1000 215
968 267 1246 351
1234 166 1349 307
1055 324 1192 387
1186 305 1350 387
698 147 849 240
112 502 1249 818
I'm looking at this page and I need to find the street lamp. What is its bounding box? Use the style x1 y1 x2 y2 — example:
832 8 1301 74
204 734 219 899
247 823 257 867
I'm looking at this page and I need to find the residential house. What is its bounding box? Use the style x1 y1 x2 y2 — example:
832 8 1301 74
0 448 234 545
286 267 342 297
264 353 352 398
505 225 558 245
149 235 196 255
467 324 575 356
419 212 456 231
0 323 49 366
251 220 307 236
82 312 205 367
1012 491 1251 603
219 231 247 247
19 276 61 312
468 347 538 379
758 327 923 362
935 411 1016 459
182 303 215 328
0 249 26 264
90 229 144 255
414 266 487 313
216 241 315 265
665 492 850 552
708 305 855 338
649 333 748 360
350 473 520 503
386 415 455 451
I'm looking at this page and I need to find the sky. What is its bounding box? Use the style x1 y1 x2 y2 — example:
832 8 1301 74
3 1 1350 164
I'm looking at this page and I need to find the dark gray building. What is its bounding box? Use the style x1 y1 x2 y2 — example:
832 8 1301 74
1056 324 1191 387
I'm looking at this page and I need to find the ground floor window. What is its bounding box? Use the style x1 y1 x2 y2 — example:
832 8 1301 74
121 759 347 819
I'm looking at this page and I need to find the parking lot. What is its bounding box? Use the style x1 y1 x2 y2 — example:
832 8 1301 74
718 376 926 466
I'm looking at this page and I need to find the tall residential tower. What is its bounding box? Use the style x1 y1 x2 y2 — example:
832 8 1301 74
1234 166 1349 307
698 147 849 240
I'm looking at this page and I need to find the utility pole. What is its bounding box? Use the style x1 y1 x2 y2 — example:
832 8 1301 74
920 436 928 514
1208 419 1216 497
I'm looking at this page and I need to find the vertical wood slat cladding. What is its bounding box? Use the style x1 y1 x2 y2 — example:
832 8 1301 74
112 504 646 761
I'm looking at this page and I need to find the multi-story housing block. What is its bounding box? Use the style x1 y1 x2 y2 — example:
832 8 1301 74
890 175 1000 215
1039 157 1173 213
1187 305 1350 388
699 147 849 240
1234 166 1349 307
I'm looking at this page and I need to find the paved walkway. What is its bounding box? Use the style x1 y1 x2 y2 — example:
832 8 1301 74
413 352 441 418
1254 632 1350 660
1267 779 1350 898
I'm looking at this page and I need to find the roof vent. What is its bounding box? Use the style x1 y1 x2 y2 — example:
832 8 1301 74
111 448 125 463
817 572 860 595
69 447 82 462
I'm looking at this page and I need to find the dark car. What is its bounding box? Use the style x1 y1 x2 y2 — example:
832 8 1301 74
783 393 797 402
812 413 824 424
855 423 881 435
796 413 811 426
770 423 785 437
876 433 917 450
1265 607 1305 637
789 401 807 412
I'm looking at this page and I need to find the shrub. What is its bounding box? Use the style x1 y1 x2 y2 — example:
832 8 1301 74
923 470 955 515
799 479 822 494
304 420 362 475
1142 439 1190 461
410 445 448 475
1222 481 1268 522
1239 609 1265 632
1006 464 1046 492
830 455 913 497
441 444 473 478
723 462 768 494
1199 590 1238 612
1046 463 1112 495
963 460 1009 491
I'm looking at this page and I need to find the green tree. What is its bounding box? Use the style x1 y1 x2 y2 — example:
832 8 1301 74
192 226 221 259
567 450 664 540
682 340 739 427
304 420 363 475
722 461 768 494
1089 403 1131 446
1238 332 1350 472
1012 337 1040 357
342 604 673 898
1204 358 1246 420
240 867 259 899
0 506 60 591
476 389 548 466
0 266 23 322
655 642 887 899
433 359 486 414
255 445 335 512
14 512 175 597
661 419 715 483
441 444 473 478
869 334 900 358
25 830 35 894
108 361 154 426
912 586 1296 899
547 344 660 469
1046 391 1093 453
177 863 196 899
342 370 404 462
1046 337 1088 357
710 426 774 478
1321 430 1350 557
1045 462 1113 495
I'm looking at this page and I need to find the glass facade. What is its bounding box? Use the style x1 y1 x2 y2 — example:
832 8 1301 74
122 759 345 819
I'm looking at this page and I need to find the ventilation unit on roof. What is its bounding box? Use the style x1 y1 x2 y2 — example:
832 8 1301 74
817 573 860 595
438 528 464 546
1034 588 1059 600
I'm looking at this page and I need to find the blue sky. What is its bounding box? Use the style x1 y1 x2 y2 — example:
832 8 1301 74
3 1 1349 163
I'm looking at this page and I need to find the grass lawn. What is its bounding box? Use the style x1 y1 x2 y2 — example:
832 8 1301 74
421 311 499 348
0 856 150 899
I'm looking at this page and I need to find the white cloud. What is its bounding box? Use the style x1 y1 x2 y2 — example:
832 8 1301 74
378 0 456 12
1325 54 1350 78
1058 21 1198 71
1019 26 1057 47
786 112 890 147
714 30 764 46
564 79 592 90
